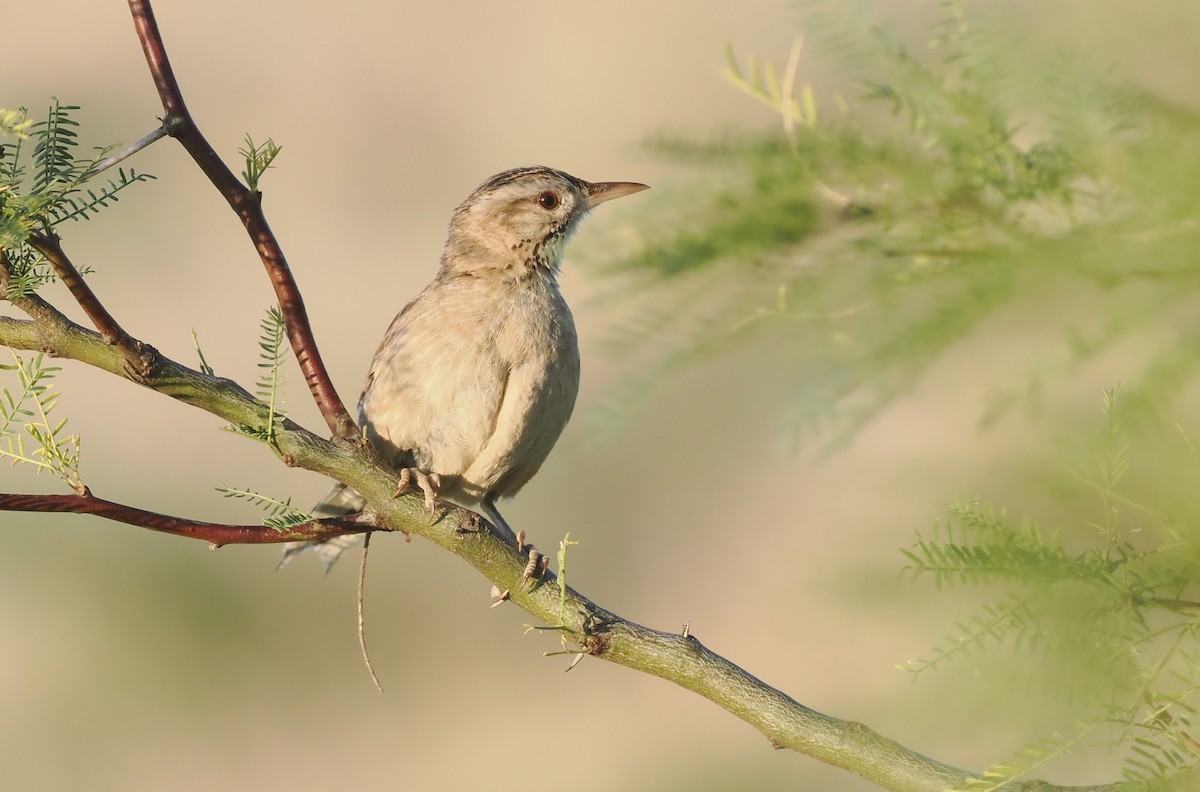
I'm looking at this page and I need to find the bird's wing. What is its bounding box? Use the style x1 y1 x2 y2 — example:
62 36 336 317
277 481 368 571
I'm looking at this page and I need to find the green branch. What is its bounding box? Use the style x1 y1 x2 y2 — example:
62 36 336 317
0 282 1131 792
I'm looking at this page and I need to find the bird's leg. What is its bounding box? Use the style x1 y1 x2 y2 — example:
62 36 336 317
479 497 519 547
393 467 442 521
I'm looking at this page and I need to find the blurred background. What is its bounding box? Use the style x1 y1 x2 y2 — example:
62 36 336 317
4 2 1200 790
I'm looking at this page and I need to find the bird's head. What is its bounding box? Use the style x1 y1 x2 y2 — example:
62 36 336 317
443 166 648 277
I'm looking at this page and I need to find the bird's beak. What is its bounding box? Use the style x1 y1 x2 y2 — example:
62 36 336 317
584 180 650 208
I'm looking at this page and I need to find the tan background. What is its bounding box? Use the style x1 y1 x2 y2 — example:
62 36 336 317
4 2 1198 790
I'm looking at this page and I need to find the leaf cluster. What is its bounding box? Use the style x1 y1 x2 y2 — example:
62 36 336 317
253 304 288 445
225 304 290 447
0 351 83 492
903 391 1200 786
215 484 311 531
1 100 155 297
593 1 1200 453
591 3 1200 782
238 135 281 194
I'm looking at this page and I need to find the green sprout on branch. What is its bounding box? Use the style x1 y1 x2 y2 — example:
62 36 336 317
0 351 84 493
1 101 154 296
215 484 312 531
239 135 281 193
228 305 289 447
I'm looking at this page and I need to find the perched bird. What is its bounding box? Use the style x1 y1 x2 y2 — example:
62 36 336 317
284 166 648 568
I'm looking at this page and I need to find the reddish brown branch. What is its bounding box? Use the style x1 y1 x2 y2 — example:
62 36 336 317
0 250 74 327
25 233 157 378
0 492 371 547
24 235 121 340
126 0 358 442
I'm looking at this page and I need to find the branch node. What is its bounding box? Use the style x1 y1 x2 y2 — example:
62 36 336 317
584 631 609 658
162 112 189 138
120 339 160 382
454 511 484 536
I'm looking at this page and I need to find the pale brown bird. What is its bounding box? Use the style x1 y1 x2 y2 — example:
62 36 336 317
284 166 648 568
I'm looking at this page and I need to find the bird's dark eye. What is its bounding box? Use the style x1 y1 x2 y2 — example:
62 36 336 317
536 191 560 210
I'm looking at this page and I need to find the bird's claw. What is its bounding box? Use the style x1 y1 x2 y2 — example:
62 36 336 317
393 467 441 521
521 544 549 588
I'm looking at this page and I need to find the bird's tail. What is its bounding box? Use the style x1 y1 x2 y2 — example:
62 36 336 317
277 482 367 572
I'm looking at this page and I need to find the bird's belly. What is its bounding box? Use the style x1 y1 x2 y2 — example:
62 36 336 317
361 356 502 474
358 275 580 506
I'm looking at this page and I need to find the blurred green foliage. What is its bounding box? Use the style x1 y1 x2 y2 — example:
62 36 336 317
598 1 1200 786
595 1 1200 455
0 100 155 274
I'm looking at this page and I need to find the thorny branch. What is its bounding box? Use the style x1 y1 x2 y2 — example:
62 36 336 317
126 0 358 443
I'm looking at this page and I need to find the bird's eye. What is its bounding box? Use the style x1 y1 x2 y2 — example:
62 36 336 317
536 191 560 210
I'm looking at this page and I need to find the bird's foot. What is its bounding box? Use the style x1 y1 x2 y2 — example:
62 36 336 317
515 530 549 588
393 467 441 521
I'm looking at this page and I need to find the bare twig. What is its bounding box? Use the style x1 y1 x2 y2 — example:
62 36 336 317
88 124 169 179
0 492 369 547
126 0 358 443
357 531 384 692
25 233 156 378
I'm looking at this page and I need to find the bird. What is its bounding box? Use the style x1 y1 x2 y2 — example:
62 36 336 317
283 165 648 569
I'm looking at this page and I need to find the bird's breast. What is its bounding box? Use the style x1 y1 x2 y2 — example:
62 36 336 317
358 272 579 495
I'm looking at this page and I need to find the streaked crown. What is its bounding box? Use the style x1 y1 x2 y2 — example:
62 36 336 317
441 165 647 277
